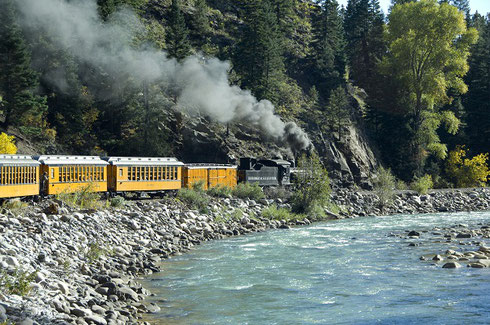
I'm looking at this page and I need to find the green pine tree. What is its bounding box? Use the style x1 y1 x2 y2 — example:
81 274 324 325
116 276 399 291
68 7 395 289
192 0 210 35
326 86 351 141
464 15 490 153
233 0 286 102
0 0 47 129
310 0 346 95
344 0 386 91
166 0 192 61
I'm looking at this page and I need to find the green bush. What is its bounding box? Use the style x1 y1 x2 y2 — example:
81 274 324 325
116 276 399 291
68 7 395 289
410 174 433 195
373 166 396 207
0 268 37 296
110 195 126 208
232 183 265 200
85 242 106 263
207 184 232 198
261 204 304 221
177 187 210 212
56 183 102 209
291 152 331 214
2 199 28 215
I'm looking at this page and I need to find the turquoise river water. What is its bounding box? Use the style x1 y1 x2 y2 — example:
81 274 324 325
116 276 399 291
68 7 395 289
142 211 490 324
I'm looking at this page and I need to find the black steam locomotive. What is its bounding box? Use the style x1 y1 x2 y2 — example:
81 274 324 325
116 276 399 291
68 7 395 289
237 157 292 186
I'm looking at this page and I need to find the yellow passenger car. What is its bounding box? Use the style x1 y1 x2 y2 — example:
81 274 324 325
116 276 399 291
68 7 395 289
0 155 40 199
103 157 184 193
183 164 237 190
35 156 108 195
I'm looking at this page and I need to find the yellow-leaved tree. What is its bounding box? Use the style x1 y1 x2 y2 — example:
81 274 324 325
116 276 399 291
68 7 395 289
382 0 478 169
0 132 17 154
446 146 490 188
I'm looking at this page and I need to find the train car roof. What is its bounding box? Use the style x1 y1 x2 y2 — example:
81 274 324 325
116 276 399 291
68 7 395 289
34 155 109 165
0 155 40 166
185 163 237 169
102 157 184 166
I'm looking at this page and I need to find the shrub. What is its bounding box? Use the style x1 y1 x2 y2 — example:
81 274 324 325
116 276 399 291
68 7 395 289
56 183 102 209
232 183 265 200
373 166 396 207
261 204 303 221
410 174 433 195
396 179 408 190
190 179 206 192
85 242 106 263
446 146 490 187
207 184 232 198
291 152 331 214
2 199 28 215
177 187 210 212
110 195 126 208
0 132 17 154
0 269 37 296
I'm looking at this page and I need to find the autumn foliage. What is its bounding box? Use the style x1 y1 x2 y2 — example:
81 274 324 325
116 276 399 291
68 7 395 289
0 132 17 154
446 146 490 188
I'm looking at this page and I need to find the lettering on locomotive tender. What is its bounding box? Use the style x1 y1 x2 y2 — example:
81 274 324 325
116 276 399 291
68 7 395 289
248 176 277 181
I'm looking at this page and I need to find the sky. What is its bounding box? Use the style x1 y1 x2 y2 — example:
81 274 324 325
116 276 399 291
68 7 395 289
337 0 490 15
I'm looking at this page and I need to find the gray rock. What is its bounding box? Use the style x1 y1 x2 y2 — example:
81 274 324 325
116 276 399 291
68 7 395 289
442 262 462 269
456 233 472 239
118 286 139 301
85 314 107 325
407 231 420 237
18 318 35 325
5 256 19 267
71 308 92 317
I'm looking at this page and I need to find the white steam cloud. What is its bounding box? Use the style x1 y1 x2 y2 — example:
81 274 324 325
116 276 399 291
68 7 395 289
16 0 311 151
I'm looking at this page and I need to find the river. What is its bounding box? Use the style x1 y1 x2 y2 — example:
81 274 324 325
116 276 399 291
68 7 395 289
142 211 490 324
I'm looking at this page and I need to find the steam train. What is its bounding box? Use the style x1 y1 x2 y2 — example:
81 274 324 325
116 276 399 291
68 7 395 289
0 154 292 200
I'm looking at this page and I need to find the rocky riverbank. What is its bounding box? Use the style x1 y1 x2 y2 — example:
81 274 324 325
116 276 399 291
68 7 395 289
0 196 312 325
1 187 490 324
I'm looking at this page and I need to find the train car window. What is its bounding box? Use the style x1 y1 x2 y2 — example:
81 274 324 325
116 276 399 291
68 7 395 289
1 167 3 185
119 168 123 177
101 167 104 180
171 167 175 180
51 168 54 179
174 167 178 180
23 167 26 184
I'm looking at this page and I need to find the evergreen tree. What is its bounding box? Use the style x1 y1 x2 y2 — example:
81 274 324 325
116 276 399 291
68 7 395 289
0 0 47 129
166 0 192 61
233 0 285 102
326 86 350 141
192 0 210 35
344 0 386 91
464 15 490 154
310 0 346 95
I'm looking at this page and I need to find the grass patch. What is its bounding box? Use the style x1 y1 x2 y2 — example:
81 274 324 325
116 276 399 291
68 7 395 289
0 268 37 297
1 199 28 215
207 184 232 198
261 204 306 222
56 183 102 210
177 187 210 212
232 183 265 200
